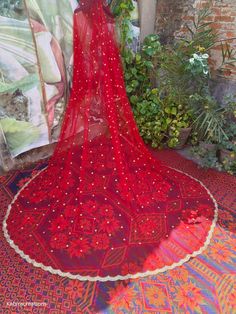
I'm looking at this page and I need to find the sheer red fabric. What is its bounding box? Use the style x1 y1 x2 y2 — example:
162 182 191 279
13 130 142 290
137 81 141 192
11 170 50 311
3 0 217 281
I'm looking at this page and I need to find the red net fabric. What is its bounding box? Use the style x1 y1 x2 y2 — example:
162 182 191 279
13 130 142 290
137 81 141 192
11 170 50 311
3 0 217 281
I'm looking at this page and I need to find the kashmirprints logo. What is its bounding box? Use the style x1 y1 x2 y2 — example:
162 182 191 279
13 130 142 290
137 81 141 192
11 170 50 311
7 302 47 307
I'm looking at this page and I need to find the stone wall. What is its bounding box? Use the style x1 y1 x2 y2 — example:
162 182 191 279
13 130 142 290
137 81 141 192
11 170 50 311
155 0 236 82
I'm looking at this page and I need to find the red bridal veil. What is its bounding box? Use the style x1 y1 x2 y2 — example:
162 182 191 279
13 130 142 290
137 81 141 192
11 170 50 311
3 0 217 281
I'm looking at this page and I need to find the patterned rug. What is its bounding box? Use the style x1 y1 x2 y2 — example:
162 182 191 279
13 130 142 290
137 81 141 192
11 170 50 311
1 149 236 314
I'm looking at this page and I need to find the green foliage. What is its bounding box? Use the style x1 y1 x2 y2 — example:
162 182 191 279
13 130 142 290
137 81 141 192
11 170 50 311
219 123 236 151
188 93 235 143
219 126 236 175
190 146 223 171
190 121 236 175
115 0 196 149
222 159 236 175
182 6 218 54
186 88 236 151
110 0 135 17
153 7 218 98
123 35 160 99
110 0 135 53
142 34 162 58
122 34 193 148
132 88 192 148
123 49 151 97
116 2 236 154
186 53 210 76
153 7 236 149
190 140 236 175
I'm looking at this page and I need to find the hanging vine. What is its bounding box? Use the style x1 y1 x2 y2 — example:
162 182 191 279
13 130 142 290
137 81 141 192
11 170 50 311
110 0 135 53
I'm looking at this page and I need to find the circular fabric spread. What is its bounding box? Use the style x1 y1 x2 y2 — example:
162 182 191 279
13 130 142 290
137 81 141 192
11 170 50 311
3 140 217 281
3 0 218 282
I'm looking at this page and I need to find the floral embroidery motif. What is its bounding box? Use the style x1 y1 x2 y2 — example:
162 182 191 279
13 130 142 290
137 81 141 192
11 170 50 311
68 238 91 258
48 200 121 259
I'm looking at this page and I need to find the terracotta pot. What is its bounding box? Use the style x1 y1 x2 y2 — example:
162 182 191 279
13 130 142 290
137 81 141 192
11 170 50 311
219 149 236 163
199 141 217 152
175 127 192 150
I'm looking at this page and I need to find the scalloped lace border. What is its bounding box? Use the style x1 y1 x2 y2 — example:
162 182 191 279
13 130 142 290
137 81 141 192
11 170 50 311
2 166 218 282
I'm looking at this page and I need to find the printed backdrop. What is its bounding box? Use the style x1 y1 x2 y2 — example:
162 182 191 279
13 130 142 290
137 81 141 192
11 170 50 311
0 0 139 160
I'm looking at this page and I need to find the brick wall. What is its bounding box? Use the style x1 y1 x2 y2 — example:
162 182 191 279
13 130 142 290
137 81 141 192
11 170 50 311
155 0 196 43
155 0 236 81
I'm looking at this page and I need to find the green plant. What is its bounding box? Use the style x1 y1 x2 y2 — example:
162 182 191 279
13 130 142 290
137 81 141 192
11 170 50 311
123 35 161 97
133 88 192 148
120 32 195 148
132 88 163 148
160 94 192 148
186 53 210 77
154 7 218 97
189 94 226 143
110 0 135 53
123 49 152 98
220 139 236 152
116 2 236 152
189 131 199 145
190 146 223 171
155 5 235 100
182 6 218 54
219 149 236 175
218 123 236 153
190 121 236 175
111 0 150 97
223 160 236 175
188 93 236 144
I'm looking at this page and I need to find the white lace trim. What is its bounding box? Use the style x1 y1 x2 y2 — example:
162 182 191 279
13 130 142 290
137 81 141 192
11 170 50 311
2 166 218 282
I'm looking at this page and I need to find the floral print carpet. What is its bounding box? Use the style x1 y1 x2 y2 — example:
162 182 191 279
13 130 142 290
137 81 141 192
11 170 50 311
1 149 236 314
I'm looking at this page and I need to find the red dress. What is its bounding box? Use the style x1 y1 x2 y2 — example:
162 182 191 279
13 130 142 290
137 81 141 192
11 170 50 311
3 0 217 282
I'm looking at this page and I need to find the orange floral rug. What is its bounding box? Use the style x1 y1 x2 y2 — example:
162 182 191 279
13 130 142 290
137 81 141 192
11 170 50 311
1 149 236 313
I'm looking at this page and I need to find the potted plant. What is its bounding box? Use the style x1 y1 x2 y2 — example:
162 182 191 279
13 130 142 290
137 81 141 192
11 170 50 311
190 145 222 171
199 140 217 152
218 124 236 164
157 92 193 149
219 141 236 162
222 160 236 175
175 125 192 149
